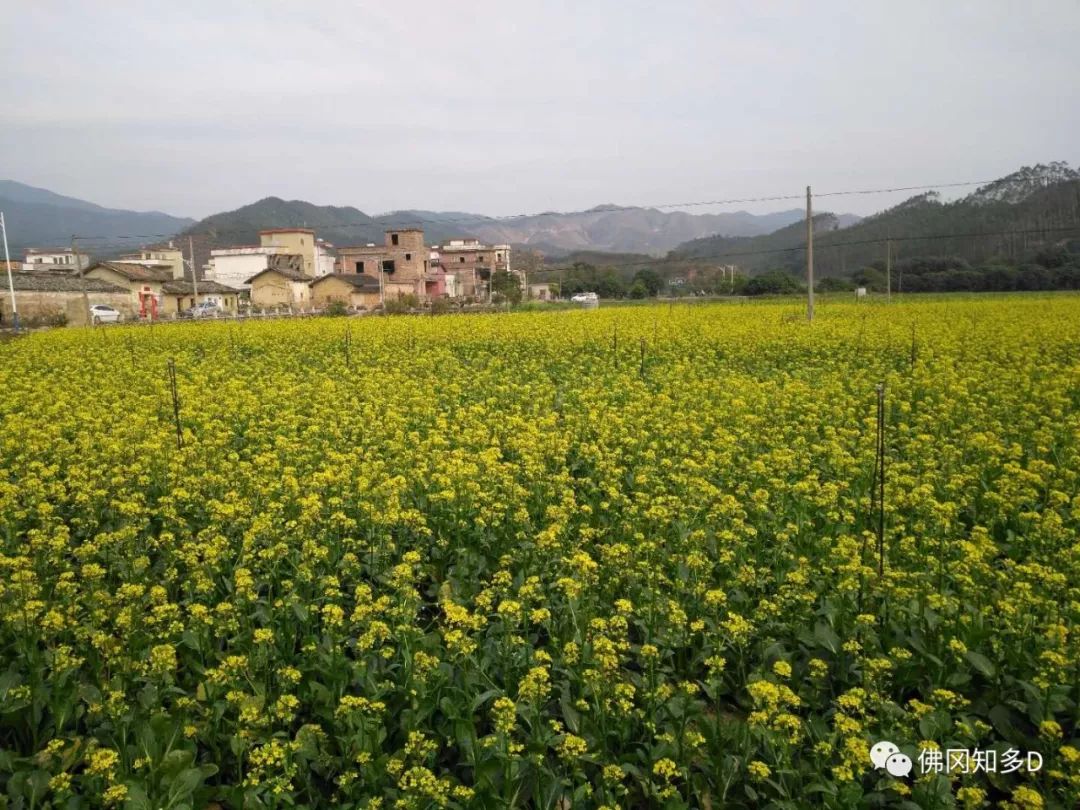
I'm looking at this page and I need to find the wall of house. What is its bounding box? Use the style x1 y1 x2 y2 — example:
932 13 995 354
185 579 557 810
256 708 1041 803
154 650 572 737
311 277 382 310
310 276 354 307
24 253 91 271
141 248 185 280
339 231 429 298
163 292 240 315
84 267 166 310
0 290 133 327
209 252 271 289
249 274 293 309
249 275 313 309
260 231 316 277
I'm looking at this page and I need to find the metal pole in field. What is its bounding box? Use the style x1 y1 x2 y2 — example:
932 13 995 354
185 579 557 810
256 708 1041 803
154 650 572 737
74 234 91 326
886 237 892 304
189 236 199 308
1 212 18 332
806 186 814 321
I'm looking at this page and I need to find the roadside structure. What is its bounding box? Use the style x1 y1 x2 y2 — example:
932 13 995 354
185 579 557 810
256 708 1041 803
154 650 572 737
82 261 174 318
160 279 241 315
0 271 130 326
83 260 241 318
528 282 554 300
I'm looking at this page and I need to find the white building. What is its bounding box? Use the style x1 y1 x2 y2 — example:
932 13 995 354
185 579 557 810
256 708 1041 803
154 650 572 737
314 239 336 277
207 245 293 290
24 248 91 272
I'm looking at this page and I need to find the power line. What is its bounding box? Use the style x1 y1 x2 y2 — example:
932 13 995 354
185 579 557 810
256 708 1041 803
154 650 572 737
63 178 1007 244
538 224 1080 271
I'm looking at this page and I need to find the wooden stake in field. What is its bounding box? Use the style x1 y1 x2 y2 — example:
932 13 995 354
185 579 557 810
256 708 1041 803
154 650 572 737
872 383 886 579
168 358 183 450
806 186 815 321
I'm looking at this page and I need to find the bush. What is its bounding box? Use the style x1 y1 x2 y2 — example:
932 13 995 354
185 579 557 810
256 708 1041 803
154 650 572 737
744 270 804 296
324 301 349 317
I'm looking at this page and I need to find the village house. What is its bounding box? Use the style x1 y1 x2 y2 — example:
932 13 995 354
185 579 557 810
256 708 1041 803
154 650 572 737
1 258 23 272
258 228 323 277
208 244 293 290
208 237 334 290
112 244 186 280
0 271 131 327
82 261 173 319
337 229 431 301
160 279 241 315
82 260 241 319
431 239 513 299
528 282 554 300
245 262 312 310
23 247 91 272
309 273 382 310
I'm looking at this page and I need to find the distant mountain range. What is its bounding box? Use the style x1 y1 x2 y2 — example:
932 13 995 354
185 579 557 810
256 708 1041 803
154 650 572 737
0 180 194 253
671 163 1080 275
4 162 1076 275
377 205 831 255
178 199 832 257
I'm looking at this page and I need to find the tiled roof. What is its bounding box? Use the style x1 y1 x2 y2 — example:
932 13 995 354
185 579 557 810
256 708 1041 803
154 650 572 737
161 279 241 295
245 266 308 284
311 273 380 291
85 261 173 282
9 272 127 293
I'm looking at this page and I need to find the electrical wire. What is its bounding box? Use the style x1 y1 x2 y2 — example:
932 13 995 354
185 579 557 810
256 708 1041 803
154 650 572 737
63 178 1010 244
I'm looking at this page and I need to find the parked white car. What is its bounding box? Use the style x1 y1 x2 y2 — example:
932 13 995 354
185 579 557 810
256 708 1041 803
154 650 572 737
89 304 121 324
181 301 222 319
570 292 599 303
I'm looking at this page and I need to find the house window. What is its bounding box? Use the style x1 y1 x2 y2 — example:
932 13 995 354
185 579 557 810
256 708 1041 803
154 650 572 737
459 257 465 263
478 255 484 262
355 261 365 273
405 253 411 261
391 234 399 246
382 260 395 274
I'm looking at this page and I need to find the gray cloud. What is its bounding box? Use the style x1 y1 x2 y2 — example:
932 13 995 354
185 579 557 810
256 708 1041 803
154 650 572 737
2 0 1078 219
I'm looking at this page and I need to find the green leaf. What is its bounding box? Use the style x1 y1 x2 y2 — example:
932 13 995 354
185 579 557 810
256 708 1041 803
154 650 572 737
918 709 951 740
170 767 205 798
964 650 996 678
813 621 840 654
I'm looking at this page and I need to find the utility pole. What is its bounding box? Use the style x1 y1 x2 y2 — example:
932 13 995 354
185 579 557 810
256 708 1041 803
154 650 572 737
886 236 892 304
74 234 91 326
1 212 18 332
188 236 199 310
806 186 814 321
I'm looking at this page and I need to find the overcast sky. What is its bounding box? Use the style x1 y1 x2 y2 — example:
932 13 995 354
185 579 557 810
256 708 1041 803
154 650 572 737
3 1 1078 220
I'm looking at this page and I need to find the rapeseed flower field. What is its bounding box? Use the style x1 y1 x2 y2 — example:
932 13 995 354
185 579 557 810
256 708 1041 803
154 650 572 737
0 296 1078 808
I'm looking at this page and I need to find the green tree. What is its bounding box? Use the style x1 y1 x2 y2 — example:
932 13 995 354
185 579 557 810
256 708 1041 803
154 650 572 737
632 268 663 296
490 270 523 304
744 270 803 296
